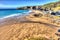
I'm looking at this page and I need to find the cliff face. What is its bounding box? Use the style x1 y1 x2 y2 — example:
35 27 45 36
17 6 41 10
18 1 60 11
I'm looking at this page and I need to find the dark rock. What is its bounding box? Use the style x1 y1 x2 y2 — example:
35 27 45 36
51 12 56 15
33 13 43 17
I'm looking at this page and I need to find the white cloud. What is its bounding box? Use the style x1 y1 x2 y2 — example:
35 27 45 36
0 4 19 8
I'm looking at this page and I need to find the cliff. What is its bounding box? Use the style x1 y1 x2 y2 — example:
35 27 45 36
42 1 60 11
17 1 60 11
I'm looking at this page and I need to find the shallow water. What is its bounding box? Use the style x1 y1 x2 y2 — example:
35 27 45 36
0 9 30 18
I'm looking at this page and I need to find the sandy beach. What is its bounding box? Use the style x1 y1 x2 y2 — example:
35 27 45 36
0 10 59 40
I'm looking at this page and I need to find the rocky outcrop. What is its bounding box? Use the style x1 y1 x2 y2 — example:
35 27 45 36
17 6 42 10
17 1 60 11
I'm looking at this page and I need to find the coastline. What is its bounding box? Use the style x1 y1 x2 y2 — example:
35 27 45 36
0 9 32 19
0 10 32 19
0 0 60 40
0 10 59 40
0 10 32 26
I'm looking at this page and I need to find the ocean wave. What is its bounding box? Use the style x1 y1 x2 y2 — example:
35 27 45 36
22 10 32 14
0 10 32 19
0 14 20 19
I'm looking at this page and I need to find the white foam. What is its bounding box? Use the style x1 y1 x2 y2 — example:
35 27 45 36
0 13 20 19
23 10 32 14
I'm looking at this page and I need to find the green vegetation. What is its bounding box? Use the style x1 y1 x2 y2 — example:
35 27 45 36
42 1 60 11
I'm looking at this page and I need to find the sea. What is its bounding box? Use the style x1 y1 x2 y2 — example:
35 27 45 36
0 9 31 19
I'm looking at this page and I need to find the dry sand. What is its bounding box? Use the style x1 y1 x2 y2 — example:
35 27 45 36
0 10 59 40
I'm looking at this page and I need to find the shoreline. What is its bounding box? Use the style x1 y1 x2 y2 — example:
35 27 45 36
0 10 59 40
0 10 32 26
0 10 32 19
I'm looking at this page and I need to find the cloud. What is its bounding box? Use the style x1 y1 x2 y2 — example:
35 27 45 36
0 4 19 8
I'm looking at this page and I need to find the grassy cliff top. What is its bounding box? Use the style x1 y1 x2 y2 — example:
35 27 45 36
42 1 60 11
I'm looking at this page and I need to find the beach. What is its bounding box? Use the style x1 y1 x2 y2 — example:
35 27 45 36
0 0 60 40
0 10 59 40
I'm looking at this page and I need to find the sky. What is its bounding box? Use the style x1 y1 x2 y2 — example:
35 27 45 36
0 0 59 8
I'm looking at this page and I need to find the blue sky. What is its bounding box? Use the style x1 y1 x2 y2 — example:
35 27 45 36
0 0 59 8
